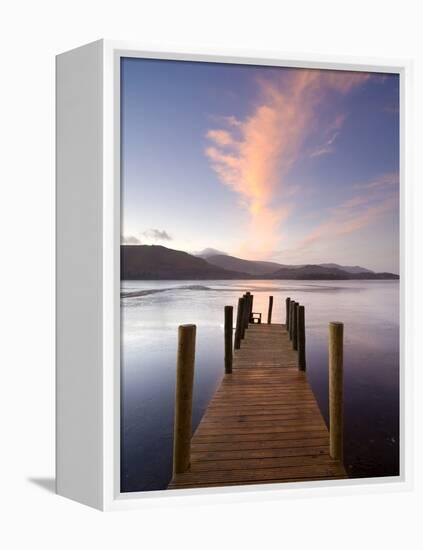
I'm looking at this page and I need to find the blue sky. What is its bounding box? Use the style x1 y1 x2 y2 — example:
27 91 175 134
121 57 399 273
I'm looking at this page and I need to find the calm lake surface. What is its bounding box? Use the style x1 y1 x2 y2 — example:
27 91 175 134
121 280 400 492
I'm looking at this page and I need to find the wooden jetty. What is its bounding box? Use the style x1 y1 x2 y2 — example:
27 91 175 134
169 294 347 490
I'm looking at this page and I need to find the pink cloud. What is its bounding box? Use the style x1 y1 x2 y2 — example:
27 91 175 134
205 68 371 258
289 172 399 257
353 171 399 190
338 195 369 209
206 129 235 147
300 196 397 248
224 115 241 127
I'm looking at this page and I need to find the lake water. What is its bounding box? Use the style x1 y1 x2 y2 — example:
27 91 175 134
120 280 400 493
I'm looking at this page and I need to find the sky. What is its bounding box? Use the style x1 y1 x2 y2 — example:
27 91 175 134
121 57 399 273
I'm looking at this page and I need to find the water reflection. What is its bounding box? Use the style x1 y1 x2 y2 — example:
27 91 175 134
121 280 399 492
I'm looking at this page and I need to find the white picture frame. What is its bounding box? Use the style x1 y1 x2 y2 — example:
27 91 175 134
56 39 412 511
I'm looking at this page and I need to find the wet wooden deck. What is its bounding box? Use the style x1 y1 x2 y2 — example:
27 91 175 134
169 323 347 489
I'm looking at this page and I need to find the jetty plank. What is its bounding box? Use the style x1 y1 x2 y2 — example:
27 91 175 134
169 323 346 489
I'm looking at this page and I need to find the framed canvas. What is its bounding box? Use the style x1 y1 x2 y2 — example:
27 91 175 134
56 40 412 510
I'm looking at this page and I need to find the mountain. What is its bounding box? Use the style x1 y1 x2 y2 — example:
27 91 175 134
318 263 373 274
121 245 399 280
121 245 248 280
265 265 398 280
204 254 376 277
196 248 228 258
267 265 351 279
204 254 285 276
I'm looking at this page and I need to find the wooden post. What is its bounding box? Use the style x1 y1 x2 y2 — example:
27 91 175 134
329 322 344 461
234 297 244 349
224 306 233 374
241 294 246 338
293 302 299 350
249 293 254 322
173 324 196 475
267 295 273 324
289 301 295 340
285 297 291 331
297 305 306 371
242 294 250 337
244 292 251 330
288 301 292 339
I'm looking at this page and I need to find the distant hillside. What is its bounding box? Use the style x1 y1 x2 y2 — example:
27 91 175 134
318 263 373 274
204 254 285 276
196 248 228 258
204 254 377 277
121 245 248 280
267 265 351 279
265 265 398 280
121 245 399 280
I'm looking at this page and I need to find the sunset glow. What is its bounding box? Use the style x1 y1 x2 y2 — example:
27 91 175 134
121 59 399 272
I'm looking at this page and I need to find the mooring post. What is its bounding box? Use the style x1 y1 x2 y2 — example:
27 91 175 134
293 302 299 350
241 294 246 338
329 322 344 461
249 293 254 322
234 297 244 349
297 305 306 370
244 292 251 330
242 294 251 336
267 295 273 324
285 297 291 331
224 305 233 374
173 324 196 475
289 301 295 340
288 301 292 339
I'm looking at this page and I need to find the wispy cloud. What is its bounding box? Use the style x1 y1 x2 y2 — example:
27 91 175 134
310 131 340 158
223 115 241 127
353 171 398 191
205 69 371 258
310 114 347 157
142 228 172 241
122 235 142 245
287 172 399 258
206 129 235 147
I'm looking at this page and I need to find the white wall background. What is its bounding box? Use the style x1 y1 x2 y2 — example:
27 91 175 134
0 0 421 547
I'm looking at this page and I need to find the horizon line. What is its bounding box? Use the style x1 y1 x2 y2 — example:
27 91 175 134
120 242 399 275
